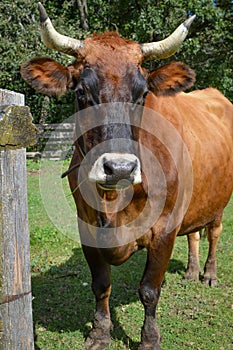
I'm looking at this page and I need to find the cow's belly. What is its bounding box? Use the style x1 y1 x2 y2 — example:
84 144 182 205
179 170 233 235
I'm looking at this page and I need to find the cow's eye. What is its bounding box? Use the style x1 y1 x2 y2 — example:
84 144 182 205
143 90 149 99
131 89 149 110
76 86 86 97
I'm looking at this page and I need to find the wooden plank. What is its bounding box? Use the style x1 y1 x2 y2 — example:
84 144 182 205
0 89 35 350
41 149 74 159
37 140 73 146
40 131 73 139
41 123 74 130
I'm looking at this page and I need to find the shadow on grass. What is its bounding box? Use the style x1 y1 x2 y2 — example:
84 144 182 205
32 246 185 349
168 258 186 275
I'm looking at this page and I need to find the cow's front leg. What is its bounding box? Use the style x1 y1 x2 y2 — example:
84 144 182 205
138 230 177 350
82 245 112 350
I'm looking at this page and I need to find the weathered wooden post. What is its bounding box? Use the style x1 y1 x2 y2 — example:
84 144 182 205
0 89 37 349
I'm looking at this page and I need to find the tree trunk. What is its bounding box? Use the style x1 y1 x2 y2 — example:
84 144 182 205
77 0 89 30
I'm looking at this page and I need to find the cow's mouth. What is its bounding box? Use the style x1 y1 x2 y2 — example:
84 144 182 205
97 179 133 191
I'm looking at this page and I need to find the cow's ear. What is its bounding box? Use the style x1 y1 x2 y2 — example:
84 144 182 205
147 62 196 96
21 57 72 97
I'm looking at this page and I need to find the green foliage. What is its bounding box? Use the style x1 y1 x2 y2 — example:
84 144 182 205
0 1 80 122
1 0 232 124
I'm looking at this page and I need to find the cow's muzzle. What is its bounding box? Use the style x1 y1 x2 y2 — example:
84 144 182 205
88 153 142 190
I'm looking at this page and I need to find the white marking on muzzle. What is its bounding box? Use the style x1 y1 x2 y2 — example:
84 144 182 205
88 153 142 185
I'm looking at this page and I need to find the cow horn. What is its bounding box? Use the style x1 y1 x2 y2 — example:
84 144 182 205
38 2 84 57
140 15 196 61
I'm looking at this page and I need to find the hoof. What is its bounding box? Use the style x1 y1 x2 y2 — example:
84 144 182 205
184 266 201 282
85 337 110 350
203 276 218 287
184 271 199 282
138 343 163 350
85 328 111 350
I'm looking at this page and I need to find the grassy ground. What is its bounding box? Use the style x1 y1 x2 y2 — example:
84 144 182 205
27 160 233 350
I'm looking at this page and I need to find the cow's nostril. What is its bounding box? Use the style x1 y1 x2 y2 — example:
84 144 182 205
103 161 114 175
130 161 137 174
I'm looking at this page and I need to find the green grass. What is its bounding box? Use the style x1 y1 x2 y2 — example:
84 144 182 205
27 160 233 350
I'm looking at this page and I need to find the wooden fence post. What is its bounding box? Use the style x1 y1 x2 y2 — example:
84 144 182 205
0 89 37 349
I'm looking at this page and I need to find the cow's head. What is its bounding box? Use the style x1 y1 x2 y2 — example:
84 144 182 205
21 3 195 190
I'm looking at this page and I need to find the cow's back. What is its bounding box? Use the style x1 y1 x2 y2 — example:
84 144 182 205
145 88 233 234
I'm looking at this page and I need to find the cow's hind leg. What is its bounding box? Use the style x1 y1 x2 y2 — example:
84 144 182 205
138 229 177 350
203 215 222 287
82 246 112 350
184 231 201 281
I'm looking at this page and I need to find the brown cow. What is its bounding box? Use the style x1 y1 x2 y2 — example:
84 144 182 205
21 3 233 350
